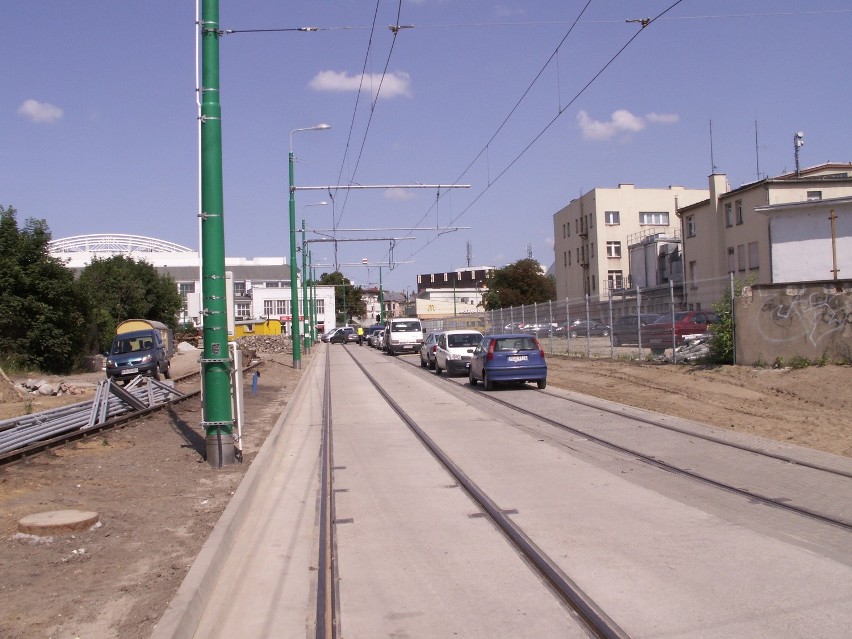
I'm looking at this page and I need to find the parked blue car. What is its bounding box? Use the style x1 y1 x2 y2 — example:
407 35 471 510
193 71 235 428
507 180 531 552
468 334 547 391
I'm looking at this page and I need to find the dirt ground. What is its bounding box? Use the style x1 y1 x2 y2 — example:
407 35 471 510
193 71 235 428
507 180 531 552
0 347 849 638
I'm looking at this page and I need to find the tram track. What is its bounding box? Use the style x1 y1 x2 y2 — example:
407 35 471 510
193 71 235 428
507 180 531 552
374 348 852 532
337 345 629 639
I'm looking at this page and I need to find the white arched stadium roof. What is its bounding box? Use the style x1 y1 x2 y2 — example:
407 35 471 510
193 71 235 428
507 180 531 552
49 234 194 254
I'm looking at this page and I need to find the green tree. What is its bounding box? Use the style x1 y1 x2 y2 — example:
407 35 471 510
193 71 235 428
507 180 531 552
319 271 366 323
707 276 755 365
0 205 88 373
483 258 556 310
78 255 183 352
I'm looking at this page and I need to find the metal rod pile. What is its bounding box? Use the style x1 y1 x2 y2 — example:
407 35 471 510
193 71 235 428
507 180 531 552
0 377 185 456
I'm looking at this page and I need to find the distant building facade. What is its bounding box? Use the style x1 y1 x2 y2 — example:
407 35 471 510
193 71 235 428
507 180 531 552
415 267 493 319
552 184 709 301
49 234 337 334
677 163 852 307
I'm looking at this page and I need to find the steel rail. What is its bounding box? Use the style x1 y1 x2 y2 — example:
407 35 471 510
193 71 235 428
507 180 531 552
343 347 630 639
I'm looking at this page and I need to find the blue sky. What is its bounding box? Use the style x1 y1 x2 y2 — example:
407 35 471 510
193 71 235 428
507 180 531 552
3 1 851 293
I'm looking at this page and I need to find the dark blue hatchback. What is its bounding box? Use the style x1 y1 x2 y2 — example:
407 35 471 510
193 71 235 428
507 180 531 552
468 333 547 391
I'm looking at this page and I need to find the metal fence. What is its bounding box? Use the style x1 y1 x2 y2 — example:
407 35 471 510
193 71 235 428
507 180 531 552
422 274 736 362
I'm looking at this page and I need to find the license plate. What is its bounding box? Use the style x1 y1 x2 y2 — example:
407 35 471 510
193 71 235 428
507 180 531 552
121 367 139 375
507 355 528 362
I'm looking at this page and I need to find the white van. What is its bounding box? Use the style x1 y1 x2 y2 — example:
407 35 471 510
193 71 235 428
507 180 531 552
384 317 424 355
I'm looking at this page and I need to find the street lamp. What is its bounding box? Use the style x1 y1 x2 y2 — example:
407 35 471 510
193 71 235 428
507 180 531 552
289 124 330 369
301 201 328 353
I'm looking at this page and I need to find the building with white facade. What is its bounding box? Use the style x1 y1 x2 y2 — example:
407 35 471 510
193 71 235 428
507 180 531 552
48 234 337 334
552 184 709 301
755 196 851 284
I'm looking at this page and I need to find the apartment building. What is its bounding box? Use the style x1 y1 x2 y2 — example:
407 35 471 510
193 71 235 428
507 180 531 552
552 184 709 301
677 163 852 307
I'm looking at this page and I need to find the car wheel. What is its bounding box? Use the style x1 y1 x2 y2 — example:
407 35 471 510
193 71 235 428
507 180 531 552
537 378 547 390
569 331 577 338
435 363 442 375
420 355 427 368
484 372 494 391
601 329 610 337
469 370 477 386
164 363 172 379
152 367 161 381
428 359 435 370
651 347 665 355
612 336 621 347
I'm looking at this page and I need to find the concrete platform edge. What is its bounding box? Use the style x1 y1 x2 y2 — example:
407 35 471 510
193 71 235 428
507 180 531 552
150 352 320 639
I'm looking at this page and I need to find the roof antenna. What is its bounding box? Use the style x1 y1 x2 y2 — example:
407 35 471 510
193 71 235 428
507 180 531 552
794 131 805 177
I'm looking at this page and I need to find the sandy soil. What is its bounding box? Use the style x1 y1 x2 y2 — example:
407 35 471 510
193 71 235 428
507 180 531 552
0 348 848 638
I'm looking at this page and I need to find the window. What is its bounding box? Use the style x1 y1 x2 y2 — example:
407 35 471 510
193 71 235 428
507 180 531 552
605 211 620 225
590 243 595 258
567 222 571 237
591 275 596 291
563 251 567 268
688 261 697 290
606 241 622 258
727 247 735 273
807 190 822 201
264 300 289 317
316 299 325 315
179 282 195 297
639 211 669 225
234 281 246 296
725 203 733 227
235 302 251 318
607 270 623 290
562 224 566 239
568 252 571 266
686 215 696 237
735 200 744 225
748 242 759 270
737 244 746 272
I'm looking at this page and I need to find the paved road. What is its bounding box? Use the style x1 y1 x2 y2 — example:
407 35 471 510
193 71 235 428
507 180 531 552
152 343 852 638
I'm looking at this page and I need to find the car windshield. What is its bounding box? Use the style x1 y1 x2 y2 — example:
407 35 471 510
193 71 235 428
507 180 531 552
112 338 151 354
448 333 480 348
494 337 537 352
391 322 421 332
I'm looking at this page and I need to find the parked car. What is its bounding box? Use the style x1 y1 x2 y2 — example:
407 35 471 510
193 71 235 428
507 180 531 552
330 326 357 344
563 319 611 338
611 314 661 347
468 333 547 391
320 328 339 343
434 330 482 376
384 317 424 355
370 328 385 348
645 311 719 354
365 324 384 345
419 332 441 369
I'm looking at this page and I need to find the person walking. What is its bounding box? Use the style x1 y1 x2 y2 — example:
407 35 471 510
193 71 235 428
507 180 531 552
357 325 364 346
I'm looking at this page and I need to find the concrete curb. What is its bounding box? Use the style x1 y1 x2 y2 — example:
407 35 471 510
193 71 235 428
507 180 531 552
150 350 320 639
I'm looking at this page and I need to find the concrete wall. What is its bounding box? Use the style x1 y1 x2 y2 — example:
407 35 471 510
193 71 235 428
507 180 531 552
735 281 852 364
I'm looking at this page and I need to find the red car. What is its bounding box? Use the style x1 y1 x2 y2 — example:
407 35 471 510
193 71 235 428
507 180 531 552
645 311 719 354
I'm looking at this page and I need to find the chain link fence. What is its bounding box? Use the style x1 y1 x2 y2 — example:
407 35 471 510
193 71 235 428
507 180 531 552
422 275 736 362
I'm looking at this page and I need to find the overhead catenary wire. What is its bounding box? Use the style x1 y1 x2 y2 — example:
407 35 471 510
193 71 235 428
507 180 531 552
398 0 687 266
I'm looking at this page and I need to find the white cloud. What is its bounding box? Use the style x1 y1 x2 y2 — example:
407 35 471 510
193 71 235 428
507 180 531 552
576 109 678 141
384 188 418 202
18 99 63 124
646 112 679 124
309 70 412 99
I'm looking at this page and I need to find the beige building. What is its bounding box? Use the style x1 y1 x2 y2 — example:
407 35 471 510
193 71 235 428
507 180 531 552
676 163 852 308
552 184 709 301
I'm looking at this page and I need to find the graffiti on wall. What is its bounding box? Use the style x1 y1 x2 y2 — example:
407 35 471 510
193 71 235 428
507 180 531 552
755 288 851 346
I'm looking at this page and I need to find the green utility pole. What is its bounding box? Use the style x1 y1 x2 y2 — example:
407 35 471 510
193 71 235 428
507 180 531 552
199 0 234 466
288 152 302 368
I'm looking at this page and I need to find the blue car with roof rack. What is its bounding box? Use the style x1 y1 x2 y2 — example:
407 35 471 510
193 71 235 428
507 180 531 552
468 333 547 391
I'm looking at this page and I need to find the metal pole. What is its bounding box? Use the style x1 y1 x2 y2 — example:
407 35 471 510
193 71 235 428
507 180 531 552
200 0 234 467
301 219 310 353
288 150 302 369
670 280 676 363
730 272 736 365
379 266 385 323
